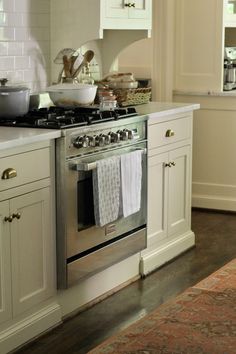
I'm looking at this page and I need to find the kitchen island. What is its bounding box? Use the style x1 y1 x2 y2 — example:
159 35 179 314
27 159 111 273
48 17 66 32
0 101 199 354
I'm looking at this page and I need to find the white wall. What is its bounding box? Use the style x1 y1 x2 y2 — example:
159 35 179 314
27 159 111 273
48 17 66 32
118 38 152 79
0 0 50 93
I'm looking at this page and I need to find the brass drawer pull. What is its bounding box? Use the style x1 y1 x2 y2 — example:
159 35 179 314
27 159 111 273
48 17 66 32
2 168 17 180
165 129 175 138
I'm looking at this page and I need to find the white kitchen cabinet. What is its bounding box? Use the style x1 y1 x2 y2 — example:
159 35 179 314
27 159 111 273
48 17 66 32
10 188 53 316
224 0 236 26
140 112 194 275
0 201 11 325
174 0 224 92
0 141 60 354
0 188 53 319
101 0 152 29
50 0 152 81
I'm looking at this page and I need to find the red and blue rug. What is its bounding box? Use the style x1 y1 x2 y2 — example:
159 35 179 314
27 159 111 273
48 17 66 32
89 258 236 353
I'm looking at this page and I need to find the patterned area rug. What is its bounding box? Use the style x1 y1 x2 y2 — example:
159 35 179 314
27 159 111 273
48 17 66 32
88 259 236 354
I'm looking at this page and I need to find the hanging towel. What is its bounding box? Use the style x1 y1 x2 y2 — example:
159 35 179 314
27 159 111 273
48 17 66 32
93 156 121 227
120 150 142 218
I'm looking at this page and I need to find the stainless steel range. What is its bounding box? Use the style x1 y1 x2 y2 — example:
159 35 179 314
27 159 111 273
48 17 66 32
0 106 147 288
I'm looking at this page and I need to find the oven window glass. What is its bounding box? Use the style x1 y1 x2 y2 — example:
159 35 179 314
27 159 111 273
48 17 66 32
77 171 95 230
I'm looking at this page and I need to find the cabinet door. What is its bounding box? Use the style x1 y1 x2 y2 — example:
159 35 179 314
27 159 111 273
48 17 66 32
129 0 152 19
0 201 12 324
10 188 55 317
168 146 191 238
105 0 129 18
224 0 236 26
147 152 168 246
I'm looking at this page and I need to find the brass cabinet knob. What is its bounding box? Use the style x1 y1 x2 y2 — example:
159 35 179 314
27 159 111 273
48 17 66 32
4 215 13 223
165 129 175 138
1 168 17 180
165 162 176 168
12 212 21 220
125 2 135 7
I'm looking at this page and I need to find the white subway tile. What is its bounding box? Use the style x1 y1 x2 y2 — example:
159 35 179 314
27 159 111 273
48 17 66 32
0 12 8 26
15 27 30 41
0 0 14 12
15 55 30 69
6 70 24 83
14 0 31 13
8 42 23 55
0 56 14 70
0 27 14 41
8 13 23 27
0 0 50 92
0 41 7 55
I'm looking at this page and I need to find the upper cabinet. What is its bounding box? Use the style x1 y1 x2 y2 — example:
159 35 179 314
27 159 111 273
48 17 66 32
224 0 236 26
101 0 152 29
50 0 152 82
174 0 224 92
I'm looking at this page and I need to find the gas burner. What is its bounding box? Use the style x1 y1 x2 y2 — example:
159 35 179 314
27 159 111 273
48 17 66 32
0 106 137 129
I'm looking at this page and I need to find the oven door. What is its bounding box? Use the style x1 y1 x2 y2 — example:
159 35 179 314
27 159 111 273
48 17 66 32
65 141 147 259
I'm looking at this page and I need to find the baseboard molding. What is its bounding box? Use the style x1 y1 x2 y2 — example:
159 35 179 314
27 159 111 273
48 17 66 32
0 302 61 354
192 182 236 211
140 231 195 275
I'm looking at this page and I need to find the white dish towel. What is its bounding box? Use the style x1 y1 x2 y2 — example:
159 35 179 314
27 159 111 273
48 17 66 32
93 156 121 227
120 150 142 218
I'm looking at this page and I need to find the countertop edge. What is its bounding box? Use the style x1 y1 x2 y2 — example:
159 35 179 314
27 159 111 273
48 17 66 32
0 128 61 151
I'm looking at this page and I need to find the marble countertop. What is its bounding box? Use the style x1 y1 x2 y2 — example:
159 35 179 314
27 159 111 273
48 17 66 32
0 127 61 150
136 102 200 122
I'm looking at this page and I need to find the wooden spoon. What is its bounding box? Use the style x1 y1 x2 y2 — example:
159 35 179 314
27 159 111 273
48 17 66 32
63 55 72 78
72 50 94 79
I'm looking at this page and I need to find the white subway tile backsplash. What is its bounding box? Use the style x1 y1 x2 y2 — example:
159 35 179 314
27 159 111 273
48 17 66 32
15 55 30 69
14 27 30 41
0 0 50 92
0 27 15 41
0 41 8 55
0 56 14 70
8 41 23 55
0 0 14 12
6 70 24 83
0 12 8 26
8 13 23 27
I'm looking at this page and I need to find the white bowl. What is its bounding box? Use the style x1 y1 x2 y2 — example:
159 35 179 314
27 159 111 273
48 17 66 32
47 83 97 107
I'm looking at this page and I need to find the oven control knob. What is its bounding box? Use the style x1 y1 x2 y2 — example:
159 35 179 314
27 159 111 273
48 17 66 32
109 131 120 143
95 134 105 147
126 129 134 140
89 135 96 147
104 134 111 145
118 129 128 141
73 135 89 148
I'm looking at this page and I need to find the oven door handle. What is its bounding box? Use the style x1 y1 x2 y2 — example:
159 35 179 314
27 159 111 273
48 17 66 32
70 148 147 172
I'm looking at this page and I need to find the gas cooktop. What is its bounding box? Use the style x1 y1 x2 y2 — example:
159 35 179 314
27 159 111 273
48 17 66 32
0 106 138 129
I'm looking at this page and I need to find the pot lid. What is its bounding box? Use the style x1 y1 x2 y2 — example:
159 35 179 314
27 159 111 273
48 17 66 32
0 78 29 92
47 83 97 91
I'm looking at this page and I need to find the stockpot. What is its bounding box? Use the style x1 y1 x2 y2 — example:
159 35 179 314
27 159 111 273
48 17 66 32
0 78 30 118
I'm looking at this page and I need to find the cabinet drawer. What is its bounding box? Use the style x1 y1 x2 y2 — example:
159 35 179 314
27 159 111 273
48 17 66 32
0 148 50 191
148 116 191 149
